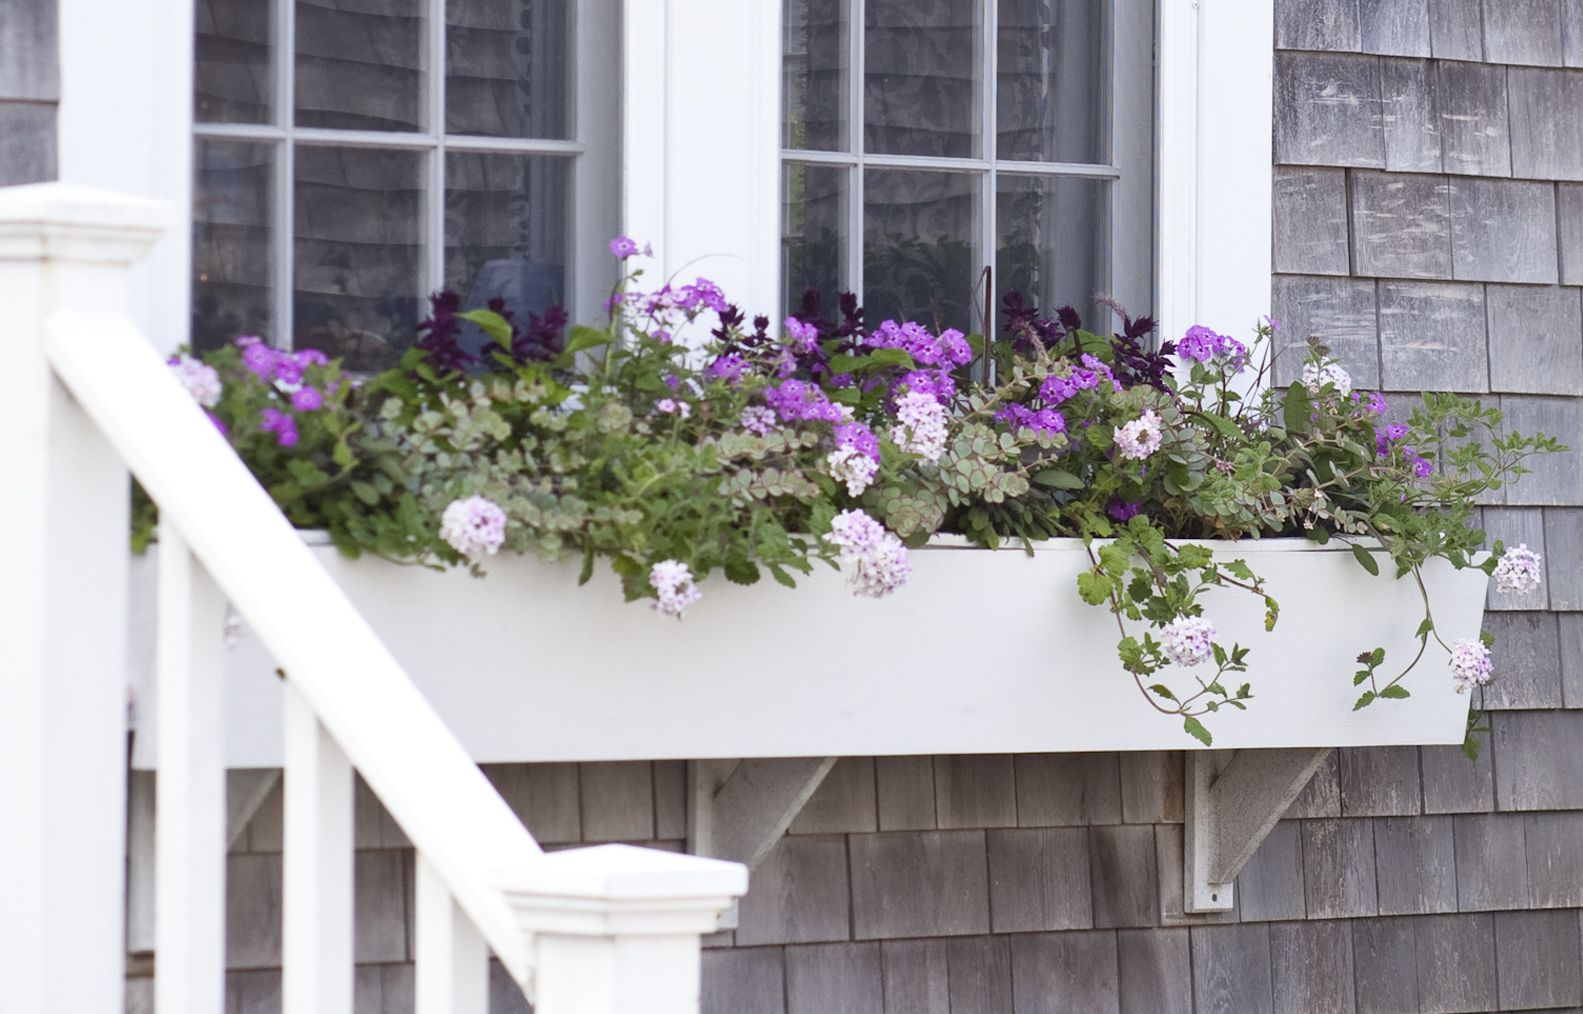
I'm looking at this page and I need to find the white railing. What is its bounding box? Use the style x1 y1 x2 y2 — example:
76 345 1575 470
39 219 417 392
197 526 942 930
0 182 746 1013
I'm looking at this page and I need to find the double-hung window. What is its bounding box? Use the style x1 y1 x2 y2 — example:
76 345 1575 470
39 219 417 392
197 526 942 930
190 0 619 370
781 0 1154 336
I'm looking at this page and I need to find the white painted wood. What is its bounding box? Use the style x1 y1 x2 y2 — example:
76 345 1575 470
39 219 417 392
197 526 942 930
155 529 228 1014
1184 748 1332 913
690 758 837 869
135 538 1491 765
283 683 355 1014
0 183 165 1014
502 844 748 1014
1157 0 1275 342
415 856 490 1014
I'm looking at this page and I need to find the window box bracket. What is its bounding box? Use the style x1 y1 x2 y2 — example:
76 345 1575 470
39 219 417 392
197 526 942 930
1184 747 1332 913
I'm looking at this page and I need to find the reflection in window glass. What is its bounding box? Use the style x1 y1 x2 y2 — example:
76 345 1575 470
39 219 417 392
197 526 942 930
446 0 570 139
295 0 425 131
196 0 274 124
193 140 276 350
997 0 1104 163
293 147 423 371
782 0 848 152
864 169 979 331
444 153 570 356
783 163 850 319
864 0 981 158
996 174 1107 331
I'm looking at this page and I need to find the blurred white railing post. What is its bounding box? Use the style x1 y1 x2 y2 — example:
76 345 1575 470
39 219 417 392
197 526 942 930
501 845 748 1014
0 182 167 1013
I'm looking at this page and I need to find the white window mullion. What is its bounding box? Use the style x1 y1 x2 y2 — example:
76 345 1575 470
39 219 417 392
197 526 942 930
274 0 296 350
848 0 864 303
980 0 997 338
424 0 447 297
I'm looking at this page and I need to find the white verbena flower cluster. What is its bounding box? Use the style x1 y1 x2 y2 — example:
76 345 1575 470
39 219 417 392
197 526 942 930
1114 408 1164 461
1301 360 1353 398
649 559 702 618
825 508 911 598
1450 637 1493 693
1160 615 1216 667
440 495 508 560
1493 544 1543 595
169 354 222 409
889 391 948 462
825 446 879 497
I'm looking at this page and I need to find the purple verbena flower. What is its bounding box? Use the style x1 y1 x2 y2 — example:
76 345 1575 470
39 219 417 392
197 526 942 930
258 408 299 448
834 421 880 461
290 387 324 412
1108 500 1142 522
610 235 640 258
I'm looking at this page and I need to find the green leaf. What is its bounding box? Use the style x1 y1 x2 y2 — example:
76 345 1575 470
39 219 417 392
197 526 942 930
564 324 614 356
1147 684 1178 702
1306 525 1331 545
457 308 513 347
1353 691 1377 711
1351 544 1380 577
1201 412 1243 442
1076 571 1111 606
1416 617 1434 638
1032 468 1084 490
1182 716 1213 747
1353 669 1371 686
1379 685 1411 700
1283 383 1312 434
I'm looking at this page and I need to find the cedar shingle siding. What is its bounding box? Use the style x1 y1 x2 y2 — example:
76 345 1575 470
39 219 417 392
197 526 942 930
117 0 1583 1009
0 0 57 186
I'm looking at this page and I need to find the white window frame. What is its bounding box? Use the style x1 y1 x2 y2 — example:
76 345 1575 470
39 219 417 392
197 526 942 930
778 0 1155 330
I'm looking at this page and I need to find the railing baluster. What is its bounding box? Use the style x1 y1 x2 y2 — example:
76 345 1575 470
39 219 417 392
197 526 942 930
415 856 488 1014
283 682 354 1014
155 527 228 1014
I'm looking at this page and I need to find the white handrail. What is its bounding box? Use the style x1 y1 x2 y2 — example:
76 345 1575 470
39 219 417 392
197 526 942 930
44 310 545 983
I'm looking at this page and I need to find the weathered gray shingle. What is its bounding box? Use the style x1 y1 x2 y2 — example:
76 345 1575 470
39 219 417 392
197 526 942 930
483 763 580 844
1503 398 1583 504
1560 183 1583 285
1276 0 1363 51
784 942 883 1014
1360 0 1431 55
1509 68 1583 181
1271 277 1380 388
653 761 687 840
1413 913 1498 1013
1487 285 1583 398
1544 509 1583 608
1191 925 1275 1014
1428 0 1484 60
353 850 409 964
1420 742 1496 814
1381 57 1443 171
850 831 990 939
1437 61 1512 177
226 854 282 970
736 834 852 946
790 758 876 834
1275 52 1385 167
1451 178 1559 284
1482 508 1549 611
1563 614 1583 705
1288 749 1344 818
1373 816 1459 915
1524 812 1583 907
578 762 653 842
1377 281 1487 392
702 948 786 1014
1483 0 1566 66
1352 172 1453 279
1352 917 1420 1013
1495 910 1583 1010
1493 710 1583 809
1303 819 1379 918
1015 753 1122 827
0 102 55 187
1089 825 1159 928
875 756 935 831
935 755 1016 829
880 939 950 1014
1116 929 1192 1014
1338 746 1423 817
945 937 1014 1014
1567 0 1583 67
0 1 58 101
1236 820 1308 923
1453 813 1530 910
1119 751 1183 824
1270 921 1357 1013
986 828 1093 932
1274 167 1351 275
1008 931 1121 1014
1480 612 1564 709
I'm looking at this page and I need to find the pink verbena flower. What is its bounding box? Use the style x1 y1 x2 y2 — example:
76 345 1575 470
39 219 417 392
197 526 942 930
1301 360 1353 398
1114 408 1163 461
826 446 878 497
1450 638 1493 693
1161 615 1215 667
740 405 777 435
168 354 222 408
1493 544 1543 595
825 509 910 598
890 391 948 461
440 495 507 560
649 559 702 618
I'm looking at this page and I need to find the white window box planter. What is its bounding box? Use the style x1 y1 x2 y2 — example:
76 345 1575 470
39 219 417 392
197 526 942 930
127 536 1489 769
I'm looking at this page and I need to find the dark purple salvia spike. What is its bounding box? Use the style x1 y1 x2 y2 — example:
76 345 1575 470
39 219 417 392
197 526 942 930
413 289 476 373
1054 305 1082 335
711 303 746 344
511 305 567 362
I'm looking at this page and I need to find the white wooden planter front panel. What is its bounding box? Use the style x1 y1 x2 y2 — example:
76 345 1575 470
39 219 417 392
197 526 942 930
128 539 1488 768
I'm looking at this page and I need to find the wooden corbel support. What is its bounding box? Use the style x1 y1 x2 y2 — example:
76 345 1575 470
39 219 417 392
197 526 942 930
687 757 838 928
1184 748 1332 913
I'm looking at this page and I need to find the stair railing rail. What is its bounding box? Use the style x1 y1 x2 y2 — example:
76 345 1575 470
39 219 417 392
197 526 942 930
0 182 744 1014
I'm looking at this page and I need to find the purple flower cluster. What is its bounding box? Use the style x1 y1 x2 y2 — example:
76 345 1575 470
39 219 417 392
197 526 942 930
785 316 821 354
707 354 748 385
863 320 973 402
259 407 298 447
740 405 777 435
762 379 850 424
237 336 328 388
1375 423 1432 477
1176 325 1248 373
1450 638 1493 693
1108 500 1142 522
995 403 1067 437
1039 354 1122 405
1352 390 1390 415
834 421 880 461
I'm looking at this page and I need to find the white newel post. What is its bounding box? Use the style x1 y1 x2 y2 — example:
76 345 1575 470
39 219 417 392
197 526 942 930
501 844 748 1014
0 183 169 1012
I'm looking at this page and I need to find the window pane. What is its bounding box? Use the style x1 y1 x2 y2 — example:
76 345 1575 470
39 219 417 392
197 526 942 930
444 153 570 355
446 0 570 139
295 0 425 131
997 0 1105 164
196 0 273 124
783 0 848 152
783 163 850 318
864 168 979 331
864 0 980 158
193 140 276 350
293 147 423 370
996 174 1107 333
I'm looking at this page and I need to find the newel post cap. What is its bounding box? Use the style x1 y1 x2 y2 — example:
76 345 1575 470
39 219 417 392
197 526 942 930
0 182 170 263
